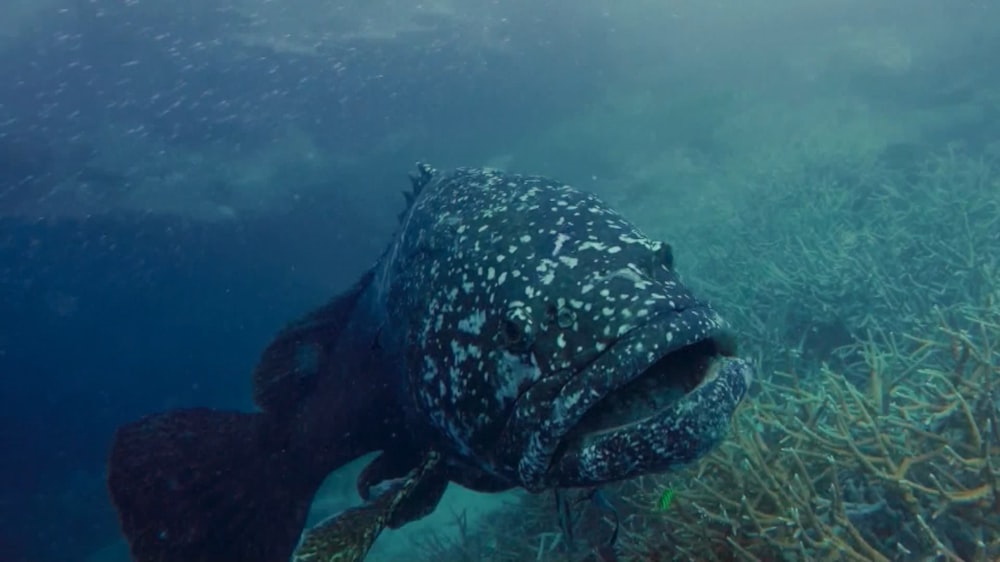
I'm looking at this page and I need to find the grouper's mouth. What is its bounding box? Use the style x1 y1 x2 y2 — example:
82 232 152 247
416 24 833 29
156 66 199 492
512 305 754 491
560 335 737 451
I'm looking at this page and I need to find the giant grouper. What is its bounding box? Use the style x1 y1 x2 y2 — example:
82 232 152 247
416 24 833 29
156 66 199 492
107 164 754 561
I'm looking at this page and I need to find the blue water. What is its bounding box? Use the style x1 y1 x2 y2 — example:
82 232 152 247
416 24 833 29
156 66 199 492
2 2 999 561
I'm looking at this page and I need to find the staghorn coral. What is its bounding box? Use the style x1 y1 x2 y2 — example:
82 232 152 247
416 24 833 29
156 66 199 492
665 146 1000 379
601 147 999 561
617 295 999 561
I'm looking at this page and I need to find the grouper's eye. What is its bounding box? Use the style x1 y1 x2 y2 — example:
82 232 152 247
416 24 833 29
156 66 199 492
501 306 534 352
502 319 523 345
655 242 674 271
556 307 576 329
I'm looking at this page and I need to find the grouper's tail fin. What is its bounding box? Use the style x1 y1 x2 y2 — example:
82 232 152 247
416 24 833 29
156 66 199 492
108 408 328 562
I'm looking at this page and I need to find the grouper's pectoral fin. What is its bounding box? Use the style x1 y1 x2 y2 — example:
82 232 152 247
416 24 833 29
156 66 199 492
292 451 446 562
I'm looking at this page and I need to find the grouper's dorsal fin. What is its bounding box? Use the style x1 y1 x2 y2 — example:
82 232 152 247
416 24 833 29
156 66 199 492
397 162 435 222
291 451 445 562
252 268 376 414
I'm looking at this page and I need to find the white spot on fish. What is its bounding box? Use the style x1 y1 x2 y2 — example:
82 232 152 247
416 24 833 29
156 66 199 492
558 256 579 268
423 356 438 381
553 232 571 256
457 310 487 335
495 351 540 401
618 233 651 246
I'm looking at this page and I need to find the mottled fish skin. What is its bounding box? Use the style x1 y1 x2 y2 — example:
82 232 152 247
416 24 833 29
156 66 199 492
103 163 754 562
371 165 753 491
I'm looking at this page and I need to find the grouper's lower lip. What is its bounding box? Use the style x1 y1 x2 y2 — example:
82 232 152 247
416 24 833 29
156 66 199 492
546 354 753 487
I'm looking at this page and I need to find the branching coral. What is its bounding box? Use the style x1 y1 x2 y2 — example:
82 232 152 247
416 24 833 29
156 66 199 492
666 147 999 381
615 294 998 561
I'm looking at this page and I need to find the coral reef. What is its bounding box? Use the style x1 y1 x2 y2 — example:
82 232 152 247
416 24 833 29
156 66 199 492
409 147 999 562
618 297 999 561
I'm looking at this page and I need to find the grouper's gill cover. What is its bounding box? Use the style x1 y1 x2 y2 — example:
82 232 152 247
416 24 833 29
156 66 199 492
105 163 753 562
378 166 751 491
